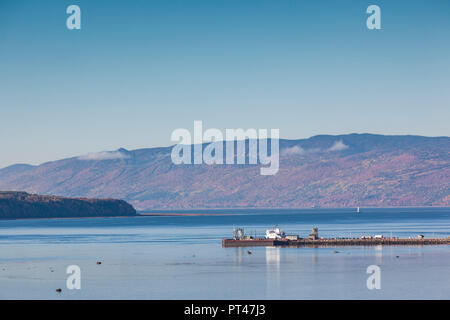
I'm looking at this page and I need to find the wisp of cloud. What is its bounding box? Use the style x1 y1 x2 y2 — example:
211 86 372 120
78 151 130 161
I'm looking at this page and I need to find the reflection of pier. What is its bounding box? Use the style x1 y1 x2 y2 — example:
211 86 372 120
265 247 280 265
222 238 450 248
265 247 280 299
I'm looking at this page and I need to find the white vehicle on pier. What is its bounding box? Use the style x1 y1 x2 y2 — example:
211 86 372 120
265 227 285 239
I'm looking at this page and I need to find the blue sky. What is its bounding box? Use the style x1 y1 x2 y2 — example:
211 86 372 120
0 0 449 168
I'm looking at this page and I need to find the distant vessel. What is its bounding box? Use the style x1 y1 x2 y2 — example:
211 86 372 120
265 226 285 239
356 207 360 213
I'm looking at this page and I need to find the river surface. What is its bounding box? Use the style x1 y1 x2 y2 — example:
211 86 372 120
0 208 449 299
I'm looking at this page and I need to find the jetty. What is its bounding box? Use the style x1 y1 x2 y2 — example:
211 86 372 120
222 227 450 248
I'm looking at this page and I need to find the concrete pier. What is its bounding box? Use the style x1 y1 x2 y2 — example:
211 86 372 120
222 237 450 248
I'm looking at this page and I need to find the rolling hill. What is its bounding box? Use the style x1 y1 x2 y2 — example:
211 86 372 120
0 134 448 210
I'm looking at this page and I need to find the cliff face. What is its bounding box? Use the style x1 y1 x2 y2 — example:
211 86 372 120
0 192 136 220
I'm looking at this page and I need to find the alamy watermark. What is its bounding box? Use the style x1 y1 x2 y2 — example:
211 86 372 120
66 265 81 290
366 5 381 30
366 265 381 290
66 5 81 30
170 121 279 175
65 4 380 31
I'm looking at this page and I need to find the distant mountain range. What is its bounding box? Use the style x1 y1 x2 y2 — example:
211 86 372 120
0 134 448 210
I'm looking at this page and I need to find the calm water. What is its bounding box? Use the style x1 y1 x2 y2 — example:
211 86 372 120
0 208 449 299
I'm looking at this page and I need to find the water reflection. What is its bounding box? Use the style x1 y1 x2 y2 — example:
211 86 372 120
232 247 244 266
312 249 319 265
265 247 280 298
375 245 383 264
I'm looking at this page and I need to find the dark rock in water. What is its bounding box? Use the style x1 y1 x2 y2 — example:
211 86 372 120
0 192 136 220
96 261 102 265
56 288 62 293
247 250 252 255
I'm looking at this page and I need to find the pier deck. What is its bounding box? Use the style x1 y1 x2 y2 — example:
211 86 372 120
222 237 450 248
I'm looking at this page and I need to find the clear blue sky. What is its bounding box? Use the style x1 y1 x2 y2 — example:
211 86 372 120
0 0 449 168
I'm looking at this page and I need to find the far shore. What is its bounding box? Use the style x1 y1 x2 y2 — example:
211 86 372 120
138 212 238 217
1 206 449 222
0 215 142 222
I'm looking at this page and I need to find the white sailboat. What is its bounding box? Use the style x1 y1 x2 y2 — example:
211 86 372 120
356 207 360 213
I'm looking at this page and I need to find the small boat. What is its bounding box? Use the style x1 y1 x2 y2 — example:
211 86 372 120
356 207 360 213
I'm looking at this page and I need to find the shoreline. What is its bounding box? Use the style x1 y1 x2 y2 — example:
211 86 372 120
0 215 137 222
139 206 450 211
1 207 450 221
